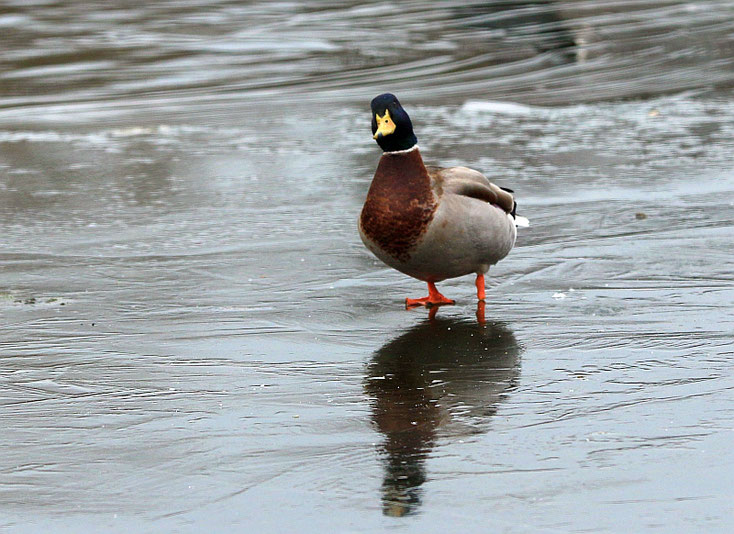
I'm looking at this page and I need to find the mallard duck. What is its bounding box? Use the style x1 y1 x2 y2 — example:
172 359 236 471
359 93 528 308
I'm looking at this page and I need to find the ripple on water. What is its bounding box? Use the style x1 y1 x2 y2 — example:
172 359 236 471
1 1 734 531
2 1 734 123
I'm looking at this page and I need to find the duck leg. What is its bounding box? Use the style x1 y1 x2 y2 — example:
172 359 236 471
476 273 486 301
405 282 455 308
476 300 486 324
476 274 487 323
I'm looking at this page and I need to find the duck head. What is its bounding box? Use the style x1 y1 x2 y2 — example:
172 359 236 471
371 93 418 152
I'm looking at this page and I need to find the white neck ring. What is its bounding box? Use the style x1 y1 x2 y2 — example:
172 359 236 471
383 144 419 155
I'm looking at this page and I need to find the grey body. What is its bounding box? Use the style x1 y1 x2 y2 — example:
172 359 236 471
359 165 517 283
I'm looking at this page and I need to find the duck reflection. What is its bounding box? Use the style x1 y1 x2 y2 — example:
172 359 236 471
453 1 578 62
365 316 521 517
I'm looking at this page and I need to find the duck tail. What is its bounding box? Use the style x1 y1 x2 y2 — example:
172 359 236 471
514 214 530 228
501 191 529 228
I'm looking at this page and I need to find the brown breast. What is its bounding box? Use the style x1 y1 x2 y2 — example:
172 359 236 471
360 149 437 262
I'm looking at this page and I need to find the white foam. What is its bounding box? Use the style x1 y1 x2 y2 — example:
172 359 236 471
462 100 536 116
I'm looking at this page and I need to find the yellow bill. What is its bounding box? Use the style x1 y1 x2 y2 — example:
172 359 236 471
373 110 396 139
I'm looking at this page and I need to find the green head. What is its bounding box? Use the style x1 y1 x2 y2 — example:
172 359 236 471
370 93 418 152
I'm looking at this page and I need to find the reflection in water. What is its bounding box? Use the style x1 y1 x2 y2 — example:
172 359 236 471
454 0 578 62
365 317 521 516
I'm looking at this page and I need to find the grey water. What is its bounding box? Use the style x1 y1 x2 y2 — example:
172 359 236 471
1 1 734 532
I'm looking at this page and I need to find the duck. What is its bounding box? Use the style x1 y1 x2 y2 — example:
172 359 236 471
358 93 528 308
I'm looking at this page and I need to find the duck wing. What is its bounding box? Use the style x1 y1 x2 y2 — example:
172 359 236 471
426 165 515 212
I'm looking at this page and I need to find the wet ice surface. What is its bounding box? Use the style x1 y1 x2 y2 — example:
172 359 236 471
1 1 734 532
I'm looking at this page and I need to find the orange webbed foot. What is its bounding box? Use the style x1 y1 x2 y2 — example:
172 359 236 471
405 282 455 308
405 295 455 308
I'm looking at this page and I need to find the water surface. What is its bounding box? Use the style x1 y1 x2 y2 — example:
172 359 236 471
1 1 733 532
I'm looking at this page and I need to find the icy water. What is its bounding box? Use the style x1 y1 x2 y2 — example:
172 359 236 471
1 1 734 532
